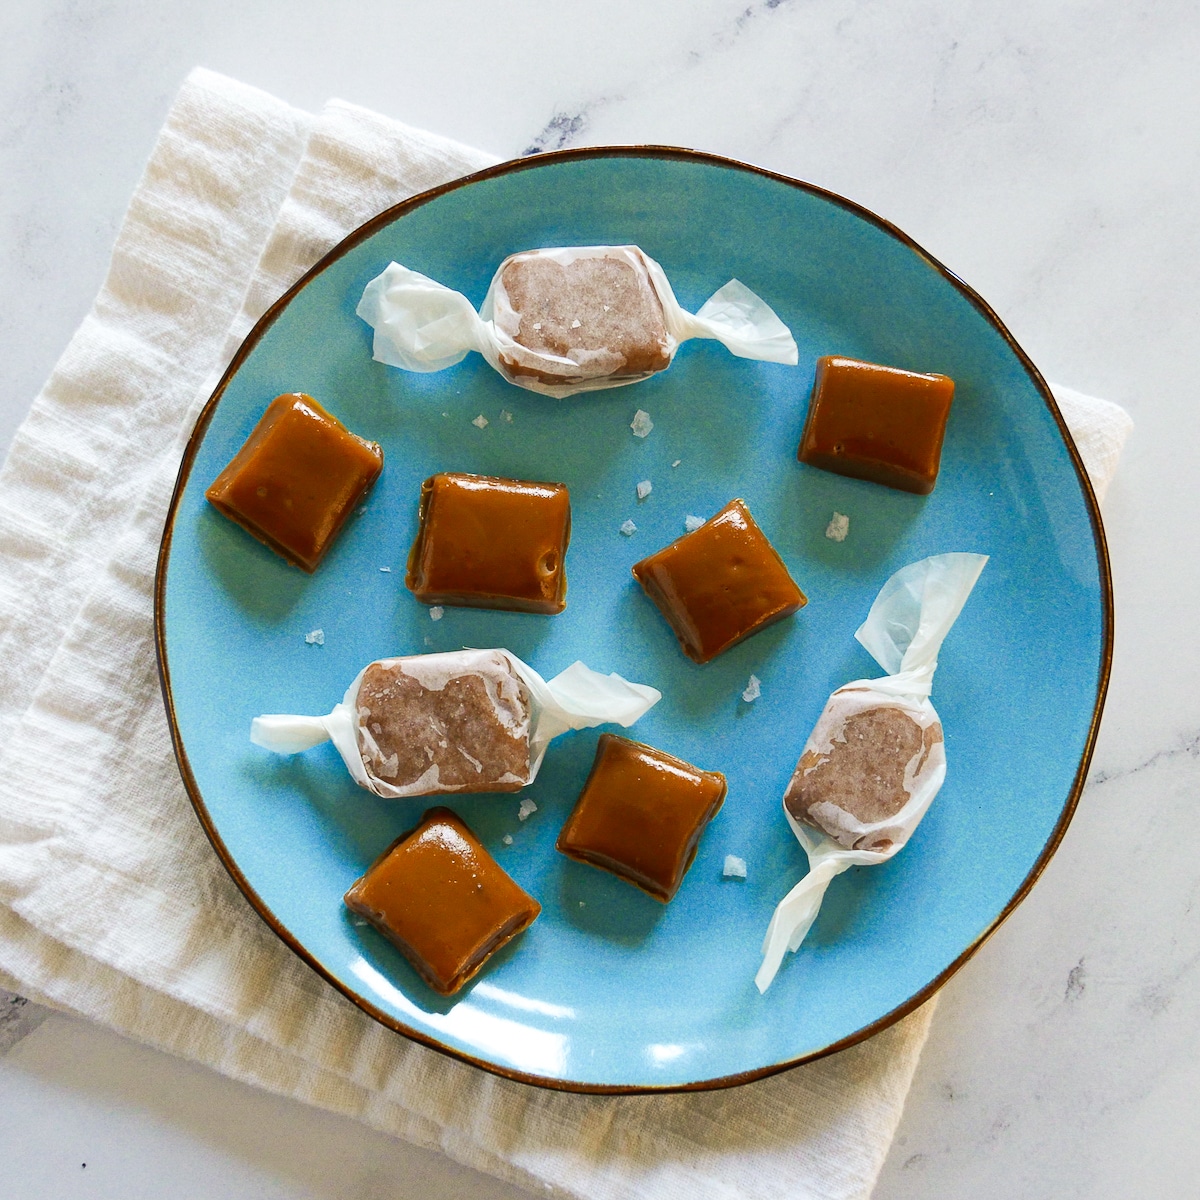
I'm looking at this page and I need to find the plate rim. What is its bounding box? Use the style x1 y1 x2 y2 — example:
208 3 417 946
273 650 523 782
153 144 1114 1094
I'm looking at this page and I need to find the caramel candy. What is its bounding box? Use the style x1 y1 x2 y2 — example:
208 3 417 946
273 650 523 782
631 498 806 664
783 700 944 853
556 733 727 902
797 356 955 495
496 249 671 387
206 392 383 572
345 808 540 995
359 249 797 398
355 651 532 796
406 473 570 614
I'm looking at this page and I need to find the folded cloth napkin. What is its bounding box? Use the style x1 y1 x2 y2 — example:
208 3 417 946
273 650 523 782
0 68 1131 1200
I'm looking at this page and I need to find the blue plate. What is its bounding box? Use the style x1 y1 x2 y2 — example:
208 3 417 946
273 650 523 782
156 149 1111 1092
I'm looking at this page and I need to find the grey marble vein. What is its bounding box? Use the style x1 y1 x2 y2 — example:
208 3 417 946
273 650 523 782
0 988 47 1055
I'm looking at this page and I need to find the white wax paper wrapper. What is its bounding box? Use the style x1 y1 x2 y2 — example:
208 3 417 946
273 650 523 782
250 649 661 799
756 553 987 993
356 245 798 398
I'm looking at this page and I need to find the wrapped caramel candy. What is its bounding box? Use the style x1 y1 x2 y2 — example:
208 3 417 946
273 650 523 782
356 246 798 398
756 553 987 993
250 649 660 799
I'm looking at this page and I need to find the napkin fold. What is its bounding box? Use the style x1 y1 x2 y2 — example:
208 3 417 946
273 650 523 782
0 68 1131 1200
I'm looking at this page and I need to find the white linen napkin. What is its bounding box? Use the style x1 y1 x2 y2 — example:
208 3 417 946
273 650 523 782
0 68 1131 1200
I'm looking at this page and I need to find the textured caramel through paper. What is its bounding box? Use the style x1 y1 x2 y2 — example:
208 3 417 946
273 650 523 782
356 659 531 793
785 707 943 827
500 253 671 380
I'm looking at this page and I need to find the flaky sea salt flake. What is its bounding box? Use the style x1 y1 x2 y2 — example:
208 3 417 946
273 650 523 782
630 409 654 438
379 566 391 573
619 519 638 536
305 629 325 646
684 515 705 532
723 855 748 879
742 674 761 703
502 834 514 846
500 409 513 423
472 414 489 429
518 798 538 822
429 606 444 621
636 480 652 502
825 512 850 542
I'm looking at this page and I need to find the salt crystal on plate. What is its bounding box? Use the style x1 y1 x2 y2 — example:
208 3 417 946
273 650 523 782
379 566 391 573
825 512 850 542
630 409 654 438
429 606 444 621
500 409 513 423
570 319 582 329
636 480 652 501
518 798 538 821
472 414 489 429
305 629 324 646
684 514 705 532
671 459 681 468
723 855 747 879
619 519 637 536
742 674 761 702
502 834 513 846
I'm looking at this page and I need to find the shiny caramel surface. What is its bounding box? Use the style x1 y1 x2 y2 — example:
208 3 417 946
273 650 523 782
344 807 540 996
556 734 727 902
406 472 571 613
798 355 955 495
205 392 383 572
631 498 806 664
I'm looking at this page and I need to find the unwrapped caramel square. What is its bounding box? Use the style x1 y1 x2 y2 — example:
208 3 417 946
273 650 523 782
344 808 540 995
406 473 571 614
797 355 955 494
206 392 383 572
557 734 726 902
632 498 805 663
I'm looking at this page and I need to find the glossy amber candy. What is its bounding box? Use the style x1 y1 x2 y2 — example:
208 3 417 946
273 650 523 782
206 392 383 572
556 734 727 902
631 498 806 664
797 355 955 495
406 473 571 614
344 807 540 996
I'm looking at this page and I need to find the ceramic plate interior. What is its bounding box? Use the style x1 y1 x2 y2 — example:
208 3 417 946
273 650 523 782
156 148 1111 1092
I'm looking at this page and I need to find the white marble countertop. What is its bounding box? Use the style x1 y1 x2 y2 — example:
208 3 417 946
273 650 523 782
1 2 1194 1196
